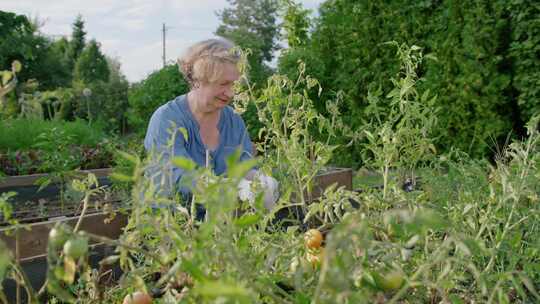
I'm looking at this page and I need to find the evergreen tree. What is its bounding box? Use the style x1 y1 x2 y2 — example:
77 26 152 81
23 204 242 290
73 39 109 84
68 14 86 69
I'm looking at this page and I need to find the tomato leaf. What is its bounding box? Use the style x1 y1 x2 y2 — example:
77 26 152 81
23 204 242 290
234 214 261 228
172 156 197 171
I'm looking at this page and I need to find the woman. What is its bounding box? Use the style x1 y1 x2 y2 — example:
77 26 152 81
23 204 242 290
144 38 278 216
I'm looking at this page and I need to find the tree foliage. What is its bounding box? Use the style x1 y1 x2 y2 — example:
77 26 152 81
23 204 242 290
508 0 540 124
0 11 60 90
216 0 280 86
278 0 540 160
281 0 311 48
73 39 110 84
68 14 86 69
127 64 189 132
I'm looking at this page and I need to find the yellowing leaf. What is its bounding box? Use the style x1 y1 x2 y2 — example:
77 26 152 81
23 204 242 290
116 150 138 164
2 71 12 85
12 60 22 73
63 256 76 284
110 172 134 182
178 127 189 140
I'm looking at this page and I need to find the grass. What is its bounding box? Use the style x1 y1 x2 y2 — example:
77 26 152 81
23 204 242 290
0 118 108 151
353 168 384 189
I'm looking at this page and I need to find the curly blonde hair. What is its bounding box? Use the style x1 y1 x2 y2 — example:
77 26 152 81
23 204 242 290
178 38 240 87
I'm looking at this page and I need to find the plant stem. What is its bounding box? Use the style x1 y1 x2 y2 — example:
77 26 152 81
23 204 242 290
80 231 164 262
484 200 516 273
74 192 90 232
0 290 8 304
388 238 451 304
11 262 39 303
383 164 389 200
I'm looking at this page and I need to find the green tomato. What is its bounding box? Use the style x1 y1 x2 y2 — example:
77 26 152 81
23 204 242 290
374 270 405 291
48 227 68 249
63 237 88 259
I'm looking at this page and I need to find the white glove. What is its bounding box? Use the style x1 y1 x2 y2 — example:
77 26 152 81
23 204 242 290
238 172 279 210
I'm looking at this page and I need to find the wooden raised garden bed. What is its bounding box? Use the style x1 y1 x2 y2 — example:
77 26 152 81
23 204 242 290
0 168 127 302
0 168 127 259
310 167 353 199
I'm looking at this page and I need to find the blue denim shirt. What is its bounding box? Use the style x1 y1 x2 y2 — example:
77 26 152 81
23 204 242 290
144 94 254 197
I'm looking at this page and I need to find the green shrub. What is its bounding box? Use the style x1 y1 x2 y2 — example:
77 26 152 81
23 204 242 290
277 0 539 162
508 0 540 124
127 64 189 133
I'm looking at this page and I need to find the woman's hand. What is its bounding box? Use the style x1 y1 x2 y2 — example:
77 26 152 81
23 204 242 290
238 170 279 210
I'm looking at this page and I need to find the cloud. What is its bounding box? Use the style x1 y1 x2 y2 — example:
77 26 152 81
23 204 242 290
111 1 159 31
99 38 122 51
167 0 228 12
120 40 167 82
4 0 116 20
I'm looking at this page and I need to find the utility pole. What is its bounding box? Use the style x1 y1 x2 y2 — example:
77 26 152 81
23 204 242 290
162 23 167 68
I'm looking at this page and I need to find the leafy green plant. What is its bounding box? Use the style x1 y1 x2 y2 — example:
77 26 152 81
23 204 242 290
235 58 359 227
281 0 311 48
0 118 117 177
32 127 81 211
362 42 438 198
42 173 106 303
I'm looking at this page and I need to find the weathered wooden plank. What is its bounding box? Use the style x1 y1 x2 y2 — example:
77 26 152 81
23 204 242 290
311 168 353 200
290 168 353 203
0 210 128 262
0 168 112 188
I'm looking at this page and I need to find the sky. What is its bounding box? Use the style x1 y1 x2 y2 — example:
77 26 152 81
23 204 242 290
3 0 324 83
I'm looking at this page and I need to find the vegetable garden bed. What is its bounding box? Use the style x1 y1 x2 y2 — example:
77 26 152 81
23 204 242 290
0 168 128 302
0 166 352 303
0 168 118 223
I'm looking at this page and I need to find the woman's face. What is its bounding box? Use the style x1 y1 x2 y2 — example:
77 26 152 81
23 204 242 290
196 62 240 112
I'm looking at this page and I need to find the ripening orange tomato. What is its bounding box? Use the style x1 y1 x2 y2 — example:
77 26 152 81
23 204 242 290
122 291 153 304
304 229 323 249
